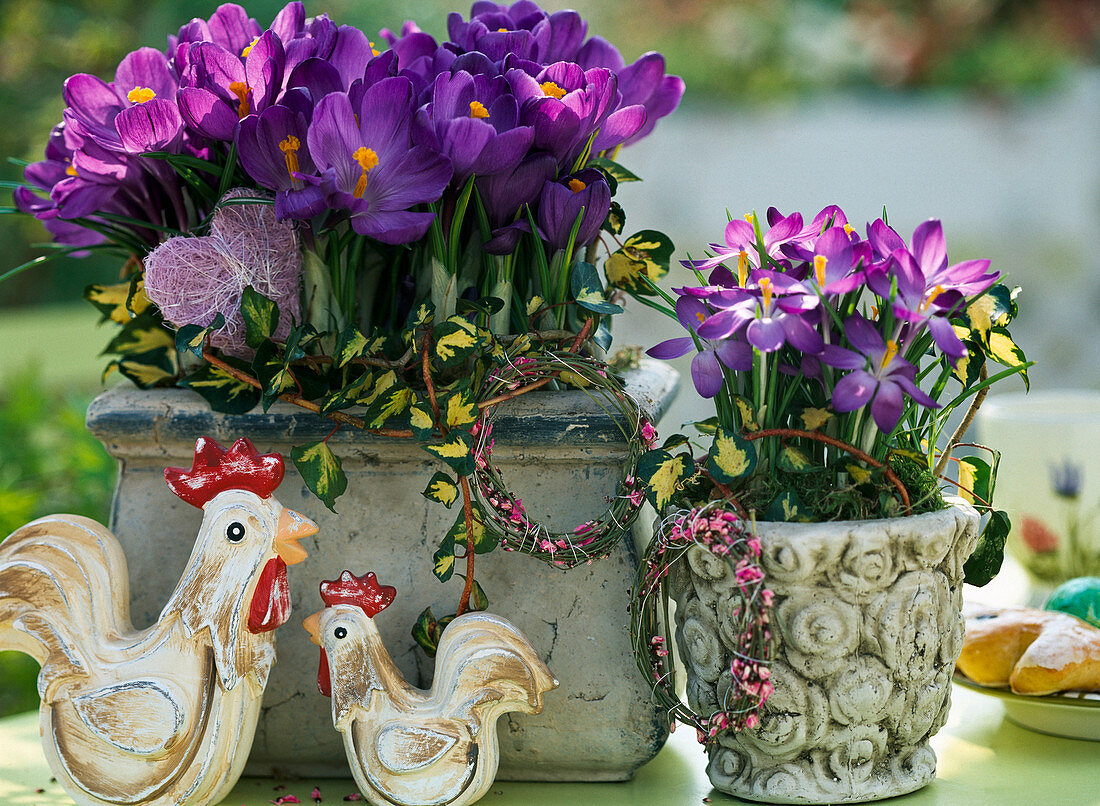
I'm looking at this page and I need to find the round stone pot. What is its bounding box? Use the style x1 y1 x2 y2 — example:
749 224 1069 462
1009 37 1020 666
669 500 980 804
85 360 677 782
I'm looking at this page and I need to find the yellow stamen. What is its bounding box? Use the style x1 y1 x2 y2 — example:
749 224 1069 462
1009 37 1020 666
881 340 899 371
65 163 78 176
469 100 490 119
921 284 946 313
567 178 587 193
352 146 379 199
696 312 706 324
737 250 749 287
871 304 880 319
759 276 773 310
843 223 853 235
540 81 566 99
744 212 755 224
229 81 251 119
813 255 827 287
127 86 156 104
241 36 259 57
279 135 301 183
497 27 509 32
369 40 380 57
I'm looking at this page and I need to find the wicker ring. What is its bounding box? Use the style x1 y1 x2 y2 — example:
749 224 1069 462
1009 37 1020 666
472 350 651 568
629 503 775 741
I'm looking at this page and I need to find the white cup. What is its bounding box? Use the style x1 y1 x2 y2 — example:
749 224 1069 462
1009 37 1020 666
977 390 1100 591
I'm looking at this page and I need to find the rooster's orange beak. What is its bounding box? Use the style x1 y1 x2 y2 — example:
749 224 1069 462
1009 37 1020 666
303 610 323 645
276 508 317 566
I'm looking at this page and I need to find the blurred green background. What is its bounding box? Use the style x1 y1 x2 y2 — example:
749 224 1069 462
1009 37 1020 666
0 0 1096 717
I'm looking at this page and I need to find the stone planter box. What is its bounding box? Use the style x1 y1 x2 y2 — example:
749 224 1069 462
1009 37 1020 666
669 500 980 804
86 360 677 782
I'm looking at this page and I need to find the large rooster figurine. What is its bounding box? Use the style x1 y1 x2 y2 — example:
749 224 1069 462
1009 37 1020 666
304 571 558 806
0 436 318 806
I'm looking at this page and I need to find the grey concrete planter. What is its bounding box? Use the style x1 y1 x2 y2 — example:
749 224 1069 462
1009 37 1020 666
669 500 980 804
86 360 676 782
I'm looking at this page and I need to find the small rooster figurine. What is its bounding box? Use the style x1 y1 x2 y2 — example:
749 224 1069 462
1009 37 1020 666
0 436 318 806
304 571 557 806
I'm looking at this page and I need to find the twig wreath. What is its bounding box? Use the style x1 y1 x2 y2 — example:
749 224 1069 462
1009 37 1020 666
631 503 775 742
472 350 654 568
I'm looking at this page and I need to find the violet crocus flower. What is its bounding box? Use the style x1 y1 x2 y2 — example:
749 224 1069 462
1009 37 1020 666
305 78 452 243
412 70 534 183
447 2 587 64
177 31 286 142
535 168 610 251
647 295 752 398
684 211 806 275
477 152 556 254
235 104 325 219
820 314 938 432
698 269 824 355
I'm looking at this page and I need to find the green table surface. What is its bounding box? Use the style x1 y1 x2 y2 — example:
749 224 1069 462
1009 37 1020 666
2 684 1097 806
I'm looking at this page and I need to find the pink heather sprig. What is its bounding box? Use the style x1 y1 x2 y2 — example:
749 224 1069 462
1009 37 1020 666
631 503 774 743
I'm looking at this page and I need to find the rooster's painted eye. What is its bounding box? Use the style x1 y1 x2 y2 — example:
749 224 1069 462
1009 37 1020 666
334 627 348 640
226 521 246 542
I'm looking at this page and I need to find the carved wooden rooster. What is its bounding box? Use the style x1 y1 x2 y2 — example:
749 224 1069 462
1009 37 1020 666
0 436 318 806
304 572 557 806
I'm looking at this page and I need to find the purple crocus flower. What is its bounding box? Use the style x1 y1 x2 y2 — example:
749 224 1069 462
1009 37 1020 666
820 314 938 432
235 104 325 219
684 211 805 275
412 70 533 183
477 152 556 254
647 295 752 398
446 2 586 64
177 31 286 142
535 168 611 252
699 269 824 355
305 78 452 243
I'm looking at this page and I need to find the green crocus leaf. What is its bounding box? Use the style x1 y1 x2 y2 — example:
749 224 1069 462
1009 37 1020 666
291 440 348 512
422 471 459 508
240 286 279 349
432 531 456 583
571 261 623 314
604 230 674 295
423 430 475 475
963 510 1010 587
174 313 226 358
764 491 813 522
706 428 757 484
179 360 260 415
636 449 693 510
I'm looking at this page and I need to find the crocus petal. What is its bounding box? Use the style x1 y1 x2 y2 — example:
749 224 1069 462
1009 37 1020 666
832 370 877 413
591 104 646 152
350 209 437 244
843 313 884 355
696 309 742 340
911 219 947 274
723 218 754 250
746 317 785 353
927 315 967 361
891 374 939 410
715 339 753 371
866 218 905 260
691 350 724 399
646 336 695 360
820 344 865 370
178 87 240 141
115 98 183 153
115 47 177 99
781 314 824 354
870 380 904 433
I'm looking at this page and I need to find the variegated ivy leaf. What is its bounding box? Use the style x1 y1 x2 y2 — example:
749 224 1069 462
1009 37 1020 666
434 317 481 366
732 396 759 431
449 507 497 555
174 313 226 358
777 444 816 473
799 407 833 431
412 607 444 655
587 156 641 184
764 491 812 522
363 383 415 428
951 340 984 387
432 532 456 583
445 389 479 430
409 400 438 441
985 326 1029 390
691 417 719 435
604 230 673 295
603 201 625 236
571 261 623 315
963 509 1010 586
406 301 435 339
525 296 544 316
85 276 151 324
357 369 396 407
422 471 459 508
179 360 261 414
320 373 374 415
957 455 993 506
423 430 475 475
240 286 279 349
636 449 693 510
252 340 297 411
291 440 348 512
336 324 374 367
105 313 176 357
844 462 873 484
507 333 535 358
283 323 321 362
105 351 177 389
468 579 490 612
706 428 757 484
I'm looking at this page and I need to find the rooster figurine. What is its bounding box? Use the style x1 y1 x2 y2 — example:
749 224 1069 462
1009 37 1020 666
304 571 557 806
0 436 318 806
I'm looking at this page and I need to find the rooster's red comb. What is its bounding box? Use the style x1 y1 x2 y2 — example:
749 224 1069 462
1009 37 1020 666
320 571 397 617
164 436 285 509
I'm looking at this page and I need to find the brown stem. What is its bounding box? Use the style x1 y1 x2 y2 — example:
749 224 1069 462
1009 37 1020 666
477 377 553 410
699 467 748 519
421 332 442 432
455 475 477 616
744 428 911 515
201 350 413 438
570 317 595 353
933 363 989 478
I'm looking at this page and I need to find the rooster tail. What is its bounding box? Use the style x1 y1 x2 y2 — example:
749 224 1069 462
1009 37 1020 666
0 515 133 700
435 612 558 719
